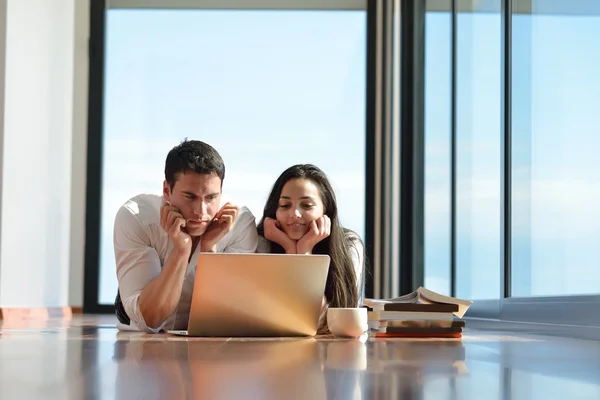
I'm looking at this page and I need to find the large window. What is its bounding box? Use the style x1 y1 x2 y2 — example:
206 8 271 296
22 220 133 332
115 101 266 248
455 0 502 300
423 0 600 332
97 7 367 305
511 0 600 297
424 0 452 296
87 0 600 334
424 0 503 301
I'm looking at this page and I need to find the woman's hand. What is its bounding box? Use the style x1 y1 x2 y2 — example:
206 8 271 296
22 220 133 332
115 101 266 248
296 216 331 254
263 217 297 254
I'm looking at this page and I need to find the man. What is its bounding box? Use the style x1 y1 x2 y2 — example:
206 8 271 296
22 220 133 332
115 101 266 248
113 140 258 333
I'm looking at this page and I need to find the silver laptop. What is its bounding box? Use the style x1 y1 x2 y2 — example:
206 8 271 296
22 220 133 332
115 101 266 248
168 253 330 337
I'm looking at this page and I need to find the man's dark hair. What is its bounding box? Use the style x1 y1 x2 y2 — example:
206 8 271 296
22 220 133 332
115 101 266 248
164 139 225 189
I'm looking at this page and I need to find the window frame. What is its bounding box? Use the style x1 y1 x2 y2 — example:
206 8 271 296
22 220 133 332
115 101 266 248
107 0 366 10
425 0 600 337
83 0 380 313
86 0 600 336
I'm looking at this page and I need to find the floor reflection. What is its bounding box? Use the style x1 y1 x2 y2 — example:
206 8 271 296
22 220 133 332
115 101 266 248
3 316 600 400
109 336 467 400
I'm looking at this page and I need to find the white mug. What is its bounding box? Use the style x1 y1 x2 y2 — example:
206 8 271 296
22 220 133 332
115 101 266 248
327 307 368 338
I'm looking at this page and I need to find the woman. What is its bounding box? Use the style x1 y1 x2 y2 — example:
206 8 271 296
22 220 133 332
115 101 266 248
256 164 365 334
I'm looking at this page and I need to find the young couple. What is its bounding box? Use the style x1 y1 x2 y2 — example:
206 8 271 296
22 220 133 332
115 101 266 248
114 140 364 334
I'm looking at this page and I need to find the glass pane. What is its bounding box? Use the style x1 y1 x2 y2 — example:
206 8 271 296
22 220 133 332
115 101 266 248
511 0 600 296
455 0 502 299
424 0 452 295
99 10 366 304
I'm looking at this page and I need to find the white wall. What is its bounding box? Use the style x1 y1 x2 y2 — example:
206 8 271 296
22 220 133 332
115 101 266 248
0 5 6 299
0 0 88 308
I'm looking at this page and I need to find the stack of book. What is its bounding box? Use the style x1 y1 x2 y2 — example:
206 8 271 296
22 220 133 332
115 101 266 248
363 287 473 338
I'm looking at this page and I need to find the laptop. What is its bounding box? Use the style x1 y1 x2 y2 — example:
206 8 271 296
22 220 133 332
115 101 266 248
167 253 330 337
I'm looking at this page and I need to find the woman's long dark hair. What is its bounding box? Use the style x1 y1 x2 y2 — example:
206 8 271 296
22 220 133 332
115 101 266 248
257 164 360 310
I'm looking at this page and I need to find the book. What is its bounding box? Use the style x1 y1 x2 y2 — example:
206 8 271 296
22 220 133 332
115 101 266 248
375 332 463 339
366 303 459 313
376 311 454 322
363 287 473 318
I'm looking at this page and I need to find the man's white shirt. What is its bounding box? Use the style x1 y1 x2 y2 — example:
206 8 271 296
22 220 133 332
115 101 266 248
114 193 258 333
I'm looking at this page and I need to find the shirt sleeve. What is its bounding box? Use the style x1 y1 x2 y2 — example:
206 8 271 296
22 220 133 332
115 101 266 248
256 235 271 253
220 206 259 253
347 232 365 306
113 204 171 333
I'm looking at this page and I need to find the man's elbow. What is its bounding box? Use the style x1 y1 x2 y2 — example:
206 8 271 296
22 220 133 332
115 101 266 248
138 307 165 332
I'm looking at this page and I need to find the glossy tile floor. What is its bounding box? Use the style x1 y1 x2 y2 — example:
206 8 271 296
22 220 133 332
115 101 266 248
1 315 600 399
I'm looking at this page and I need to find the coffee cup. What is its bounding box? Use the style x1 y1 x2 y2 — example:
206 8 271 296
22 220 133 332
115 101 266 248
326 307 368 338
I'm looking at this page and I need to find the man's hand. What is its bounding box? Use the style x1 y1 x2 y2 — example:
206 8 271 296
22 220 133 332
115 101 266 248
200 203 239 252
160 202 192 254
296 216 331 255
263 217 297 254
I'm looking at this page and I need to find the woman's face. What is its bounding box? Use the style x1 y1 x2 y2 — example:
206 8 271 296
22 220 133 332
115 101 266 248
275 178 325 240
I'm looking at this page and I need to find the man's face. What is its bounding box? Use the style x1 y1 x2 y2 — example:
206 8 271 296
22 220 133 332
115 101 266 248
163 172 222 237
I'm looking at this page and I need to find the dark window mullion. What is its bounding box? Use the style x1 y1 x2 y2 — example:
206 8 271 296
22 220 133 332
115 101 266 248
399 0 426 295
500 0 512 300
450 0 457 298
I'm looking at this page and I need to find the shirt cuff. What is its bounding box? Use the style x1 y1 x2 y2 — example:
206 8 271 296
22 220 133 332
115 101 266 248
123 292 170 334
